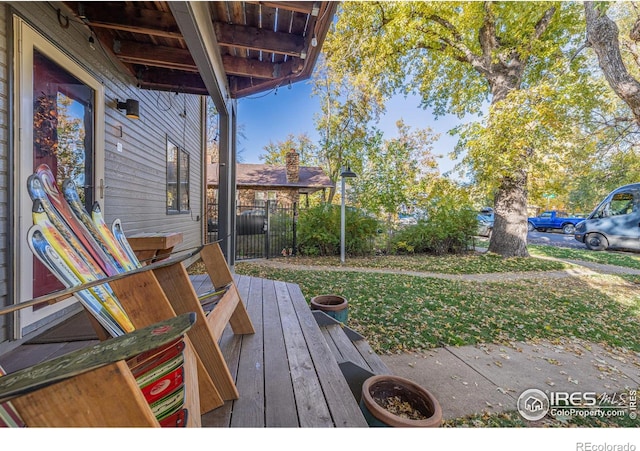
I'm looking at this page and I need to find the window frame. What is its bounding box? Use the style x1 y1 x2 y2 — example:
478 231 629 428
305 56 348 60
166 136 190 214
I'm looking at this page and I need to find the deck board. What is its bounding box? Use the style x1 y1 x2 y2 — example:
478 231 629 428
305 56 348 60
274 280 334 427
262 278 298 427
229 276 265 427
285 282 368 427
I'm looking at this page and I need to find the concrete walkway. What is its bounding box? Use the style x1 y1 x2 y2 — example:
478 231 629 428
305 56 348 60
381 340 640 420
243 256 640 420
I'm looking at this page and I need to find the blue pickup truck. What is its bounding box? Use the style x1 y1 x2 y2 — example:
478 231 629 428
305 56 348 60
527 210 584 234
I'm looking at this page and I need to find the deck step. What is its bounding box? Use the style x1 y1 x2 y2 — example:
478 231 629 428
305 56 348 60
312 311 390 403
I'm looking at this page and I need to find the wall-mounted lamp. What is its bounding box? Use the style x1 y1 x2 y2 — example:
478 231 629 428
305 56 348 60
116 99 140 119
311 33 318 48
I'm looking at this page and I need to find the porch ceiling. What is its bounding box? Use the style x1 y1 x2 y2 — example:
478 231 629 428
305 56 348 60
60 1 336 98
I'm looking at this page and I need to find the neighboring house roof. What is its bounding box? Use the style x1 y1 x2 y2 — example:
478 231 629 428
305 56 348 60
207 163 334 194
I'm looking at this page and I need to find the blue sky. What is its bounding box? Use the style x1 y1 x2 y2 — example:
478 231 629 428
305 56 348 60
236 80 469 175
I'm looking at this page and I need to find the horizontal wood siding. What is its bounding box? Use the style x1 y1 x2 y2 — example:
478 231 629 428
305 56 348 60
0 4 7 342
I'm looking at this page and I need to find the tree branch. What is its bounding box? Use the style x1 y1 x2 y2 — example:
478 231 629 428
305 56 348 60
585 1 640 125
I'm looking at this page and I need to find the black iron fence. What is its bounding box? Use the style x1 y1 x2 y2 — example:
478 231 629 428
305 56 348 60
207 201 297 260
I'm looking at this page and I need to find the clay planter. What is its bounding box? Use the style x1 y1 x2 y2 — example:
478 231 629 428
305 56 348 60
310 294 348 324
360 375 442 427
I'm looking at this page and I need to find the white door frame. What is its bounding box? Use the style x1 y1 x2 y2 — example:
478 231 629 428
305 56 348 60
13 16 105 338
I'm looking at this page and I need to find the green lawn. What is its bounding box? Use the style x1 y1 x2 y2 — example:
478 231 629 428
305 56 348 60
264 252 571 274
235 262 640 353
528 244 640 270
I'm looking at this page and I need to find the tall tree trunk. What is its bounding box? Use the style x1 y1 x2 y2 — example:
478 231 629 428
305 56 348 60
488 170 530 257
485 72 530 257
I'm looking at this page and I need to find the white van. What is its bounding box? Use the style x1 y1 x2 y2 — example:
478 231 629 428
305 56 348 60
574 183 640 251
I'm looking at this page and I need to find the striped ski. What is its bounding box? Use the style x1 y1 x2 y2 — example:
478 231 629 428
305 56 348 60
30 164 121 276
27 174 108 277
61 179 138 271
111 218 141 268
31 200 134 335
28 225 127 337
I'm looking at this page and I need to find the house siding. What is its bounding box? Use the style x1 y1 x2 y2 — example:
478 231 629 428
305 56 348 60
0 4 8 343
0 4 205 343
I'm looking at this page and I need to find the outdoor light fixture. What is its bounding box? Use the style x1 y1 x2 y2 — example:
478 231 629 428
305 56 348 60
116 99 140 119
311 33 318 47
340 166 357 264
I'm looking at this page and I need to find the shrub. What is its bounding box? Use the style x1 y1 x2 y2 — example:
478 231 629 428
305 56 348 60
297 204 381 256
391 207 477 255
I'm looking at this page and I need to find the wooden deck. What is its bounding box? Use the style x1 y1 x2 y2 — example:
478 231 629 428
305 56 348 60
0 274 384 427
196 274 369 427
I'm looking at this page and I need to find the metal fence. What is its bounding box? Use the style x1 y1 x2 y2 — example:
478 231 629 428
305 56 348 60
207 201 297 260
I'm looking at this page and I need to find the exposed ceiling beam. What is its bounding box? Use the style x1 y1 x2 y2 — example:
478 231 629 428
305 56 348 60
67 2 184 39
169 1 232 113
213 22 305 57
243 1 319 15
115 40 199 72
221 55 302 79
137 67 208 95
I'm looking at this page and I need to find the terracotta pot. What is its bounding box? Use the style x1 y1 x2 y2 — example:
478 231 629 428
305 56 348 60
310 294 348 324
360 375 442 427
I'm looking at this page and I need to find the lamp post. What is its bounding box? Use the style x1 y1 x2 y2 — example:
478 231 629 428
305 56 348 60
340 166 357 264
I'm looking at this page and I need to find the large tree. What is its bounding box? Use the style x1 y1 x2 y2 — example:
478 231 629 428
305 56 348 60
325 1 589 257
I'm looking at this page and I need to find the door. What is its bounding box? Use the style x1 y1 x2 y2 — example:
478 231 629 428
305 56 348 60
14 18 105 337
589 189 640 249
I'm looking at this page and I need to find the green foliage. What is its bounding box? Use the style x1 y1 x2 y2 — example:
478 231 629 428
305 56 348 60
296 204 381 256
354 120 440 217
391 209 477 255
311 58 385 203
390 178 479 255
259 133 318 166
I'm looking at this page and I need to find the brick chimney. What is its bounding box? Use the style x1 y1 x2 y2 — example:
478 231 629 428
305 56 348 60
285 150 299 183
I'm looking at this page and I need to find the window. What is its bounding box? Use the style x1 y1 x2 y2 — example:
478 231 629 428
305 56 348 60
167 137 190 213
594 192 634 218
610 192 634 216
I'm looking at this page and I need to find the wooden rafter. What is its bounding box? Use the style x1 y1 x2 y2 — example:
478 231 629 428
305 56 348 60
213 22 305 57
116 41 198 72
244 1 319 15
68 2 183 39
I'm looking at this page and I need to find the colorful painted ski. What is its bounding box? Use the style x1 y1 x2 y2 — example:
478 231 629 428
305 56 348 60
158 408 187 427
30 164 121 276
30 197 120 295
30 200 134 335
0 365 25 428
28 225 127 337
151 385 186 421
111 218 141 267
0 313 195 404
91 201 141 269
62 179 138 272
